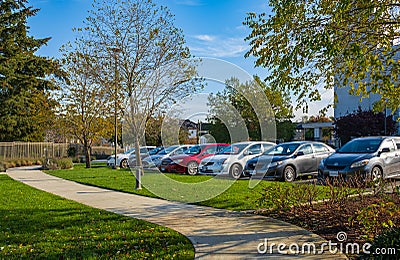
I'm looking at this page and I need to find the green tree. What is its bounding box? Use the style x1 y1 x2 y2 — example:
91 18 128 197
245 0 400 113
208 77 294 142
59 44 114 168
0 0 62 141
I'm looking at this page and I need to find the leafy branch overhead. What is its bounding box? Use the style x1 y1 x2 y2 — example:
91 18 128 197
244 0 400 113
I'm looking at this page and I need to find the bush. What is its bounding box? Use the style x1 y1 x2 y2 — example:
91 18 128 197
361 228 400 259
43 158 73 170
0 159 42 171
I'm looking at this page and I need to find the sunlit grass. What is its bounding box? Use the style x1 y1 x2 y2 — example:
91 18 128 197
0 174 194 259
48 164 332 211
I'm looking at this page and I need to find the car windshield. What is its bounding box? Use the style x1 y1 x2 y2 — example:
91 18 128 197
185 145 203 155
123 148 135 155
218 144 248 155
263 143 300 156
338 139 382 153
149 147 163 155
157 145 179 155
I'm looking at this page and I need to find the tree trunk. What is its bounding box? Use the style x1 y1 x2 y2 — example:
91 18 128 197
134 137 142 190
84 141 91 168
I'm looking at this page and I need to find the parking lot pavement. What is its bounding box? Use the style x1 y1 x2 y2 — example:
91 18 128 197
7 166 347 259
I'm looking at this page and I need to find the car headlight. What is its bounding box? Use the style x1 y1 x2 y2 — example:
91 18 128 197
350 159 370 168
174 159 184 164
217 159 228 165
270 161 283 167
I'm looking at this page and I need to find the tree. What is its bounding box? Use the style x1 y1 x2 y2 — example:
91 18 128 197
208 76 294 142
78 0 201 188
0 0 62 141
59 43 114 168
244 0 400 113
335 107 397 144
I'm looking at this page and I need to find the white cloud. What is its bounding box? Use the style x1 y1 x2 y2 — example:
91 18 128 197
189 34 248 58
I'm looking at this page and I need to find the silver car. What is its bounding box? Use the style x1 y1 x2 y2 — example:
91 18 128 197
142 145 192 169
198 141 275 179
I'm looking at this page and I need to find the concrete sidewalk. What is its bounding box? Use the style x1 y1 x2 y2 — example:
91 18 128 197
7 166 347 259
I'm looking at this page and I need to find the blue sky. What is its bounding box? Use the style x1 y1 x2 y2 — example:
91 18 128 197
27 0 333 120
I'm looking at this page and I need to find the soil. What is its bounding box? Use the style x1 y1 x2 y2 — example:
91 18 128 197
259 193 400 259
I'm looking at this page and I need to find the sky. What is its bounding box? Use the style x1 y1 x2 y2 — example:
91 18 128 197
27 0 333 121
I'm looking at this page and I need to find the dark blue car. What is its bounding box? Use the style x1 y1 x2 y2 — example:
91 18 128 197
318 136 400 182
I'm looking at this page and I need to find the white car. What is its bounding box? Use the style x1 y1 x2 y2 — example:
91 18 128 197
198 141 276 179
128 146 159 167
142 145 192 169
107 146 155 169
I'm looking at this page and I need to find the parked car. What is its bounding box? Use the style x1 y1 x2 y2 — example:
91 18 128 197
107 146 156 169
244 141 335 181
107 148 135 168
318 136 400 182
142 145 192 169
128 146 160 167
198 141 276 179
159 143 229 175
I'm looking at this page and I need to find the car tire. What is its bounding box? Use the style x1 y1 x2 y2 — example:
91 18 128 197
186 161 198 175
283 165 296 182
120 159 128 169
230 164 243 179
370 166 383 189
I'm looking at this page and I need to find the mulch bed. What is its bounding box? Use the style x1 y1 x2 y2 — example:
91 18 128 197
259 193 400 259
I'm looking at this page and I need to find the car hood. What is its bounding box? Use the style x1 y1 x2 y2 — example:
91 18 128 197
325 153 373 166
170 154 192 161
202 154 231 163
257 155 292 163
144 155 164 161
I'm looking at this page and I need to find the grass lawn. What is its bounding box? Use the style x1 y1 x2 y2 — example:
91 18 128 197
0 174 194 259
47 164 333 211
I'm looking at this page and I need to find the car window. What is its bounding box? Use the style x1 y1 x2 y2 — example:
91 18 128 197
338 138 382 153
186 145 202 155
262 143 274 151
298 144 313 155
264 143 300 155
217 145 227 152
204 146 217 155
381 139 396 152
248 144 262 154
313 143 329 153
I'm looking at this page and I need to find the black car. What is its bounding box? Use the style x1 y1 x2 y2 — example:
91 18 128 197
244 141 335 182
318 136 400 182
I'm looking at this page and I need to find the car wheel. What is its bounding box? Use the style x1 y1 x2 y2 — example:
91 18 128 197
230 164 243 179
283 166 296 182
370 166 383 189
120 159 128 169
186 161 198 175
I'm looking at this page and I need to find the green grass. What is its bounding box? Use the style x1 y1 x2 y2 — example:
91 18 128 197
0 174 194 259
48 164 333 211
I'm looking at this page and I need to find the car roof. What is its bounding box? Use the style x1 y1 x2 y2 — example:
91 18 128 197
231 141 275 145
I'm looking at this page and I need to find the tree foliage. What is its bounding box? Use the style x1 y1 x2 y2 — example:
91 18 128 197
0 0 62 141
245 0 400 113
59 43 114 168
335 107 397 144
208 76 294 142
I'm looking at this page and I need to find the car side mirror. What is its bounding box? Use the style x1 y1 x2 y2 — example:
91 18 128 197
380 147 390 154
296 151 304 157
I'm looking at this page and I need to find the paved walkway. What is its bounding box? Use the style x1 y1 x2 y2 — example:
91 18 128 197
7 166 347 259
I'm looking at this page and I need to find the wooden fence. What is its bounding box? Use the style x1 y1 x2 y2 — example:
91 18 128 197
0 142 69 161
0 142 121 161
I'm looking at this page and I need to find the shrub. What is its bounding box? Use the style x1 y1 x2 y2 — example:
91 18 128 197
0 163 5 172
361 228 400 259
43 158 73 170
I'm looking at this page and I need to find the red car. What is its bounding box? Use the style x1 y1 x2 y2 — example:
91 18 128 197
159 143 229 175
